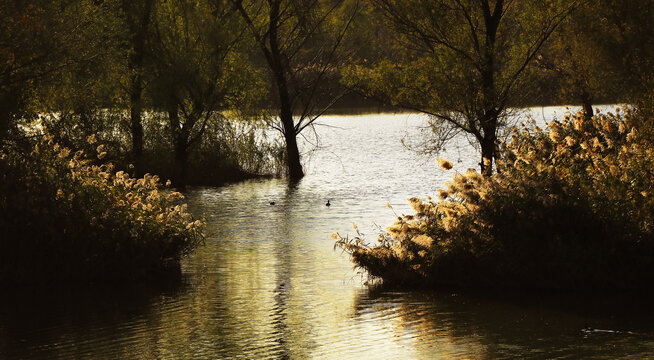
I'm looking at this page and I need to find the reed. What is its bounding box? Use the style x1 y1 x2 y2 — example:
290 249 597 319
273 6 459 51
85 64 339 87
336 108 654 290
0 133 205 285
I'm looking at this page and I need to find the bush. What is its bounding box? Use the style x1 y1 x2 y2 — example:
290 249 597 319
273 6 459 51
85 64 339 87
0 134 205 285
335 109 654 290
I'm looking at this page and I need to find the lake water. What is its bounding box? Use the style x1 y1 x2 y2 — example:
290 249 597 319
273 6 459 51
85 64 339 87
2 107 653 359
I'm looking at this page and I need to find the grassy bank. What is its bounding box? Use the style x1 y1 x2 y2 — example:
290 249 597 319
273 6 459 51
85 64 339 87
0 134 205 285
335 109 654 291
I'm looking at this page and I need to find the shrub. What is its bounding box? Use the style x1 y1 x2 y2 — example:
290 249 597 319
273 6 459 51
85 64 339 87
0 134 205 285
335 109 654 290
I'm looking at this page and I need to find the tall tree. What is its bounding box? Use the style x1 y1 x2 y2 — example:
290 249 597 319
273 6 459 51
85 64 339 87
603 0 654 116
536 0 654 123
120 0 156 176
231 0 358 180
35 1 124 141
149 0 258 185
345 0 576 175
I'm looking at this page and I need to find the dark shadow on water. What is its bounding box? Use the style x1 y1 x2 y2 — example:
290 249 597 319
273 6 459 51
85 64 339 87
352 285 654 359
267 179 314 359
365 281 654 319
0 272 192 360
269 182 294 360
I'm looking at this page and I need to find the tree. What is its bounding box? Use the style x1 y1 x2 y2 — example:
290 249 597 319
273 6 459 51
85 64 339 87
231 0 358 180
120 0 156 176
34 2 125 146
534 0 626 120
148 0 259 185
0 0 111 139
601 0 654 117
344 0 576 175
537 0 654 123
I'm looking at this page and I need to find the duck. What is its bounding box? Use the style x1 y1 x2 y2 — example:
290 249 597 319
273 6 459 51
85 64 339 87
326 199 331 206
269 201 276 205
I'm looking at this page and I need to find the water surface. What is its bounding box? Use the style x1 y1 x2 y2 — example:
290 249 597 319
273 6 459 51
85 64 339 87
1 107 652 359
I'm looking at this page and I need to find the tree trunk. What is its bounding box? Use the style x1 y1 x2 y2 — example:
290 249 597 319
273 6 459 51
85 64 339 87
0 108 8 139
280 107 303 180
122 0 154 177
129 76 144 176
174 139 188 187
480 133 496 177
580 89 594 121
168 107 188 186
264 0 304 180
478 0 502 176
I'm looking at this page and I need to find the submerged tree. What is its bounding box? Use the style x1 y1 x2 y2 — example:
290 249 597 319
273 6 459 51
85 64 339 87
231 0 358 179
149 0 259 185
345 0 577 175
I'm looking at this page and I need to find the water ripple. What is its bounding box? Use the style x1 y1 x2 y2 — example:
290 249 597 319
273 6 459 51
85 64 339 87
1 109 653 359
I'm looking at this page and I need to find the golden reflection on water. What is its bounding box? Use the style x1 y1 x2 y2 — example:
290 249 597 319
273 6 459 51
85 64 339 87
1 112 654 359
179 182 365 359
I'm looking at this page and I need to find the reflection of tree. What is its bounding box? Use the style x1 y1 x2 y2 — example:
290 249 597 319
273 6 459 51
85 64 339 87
268 182 296 360
158 182 318 358
352 289 654 359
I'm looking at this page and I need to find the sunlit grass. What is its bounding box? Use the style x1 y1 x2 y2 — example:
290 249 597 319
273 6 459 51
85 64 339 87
336 109 654 290
0 133 205 284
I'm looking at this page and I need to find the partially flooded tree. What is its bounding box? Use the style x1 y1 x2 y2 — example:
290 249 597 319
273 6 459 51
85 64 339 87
345 0 577 175
149 0 258 185
231 0 358 180
120 0 156 176
602 0 654 118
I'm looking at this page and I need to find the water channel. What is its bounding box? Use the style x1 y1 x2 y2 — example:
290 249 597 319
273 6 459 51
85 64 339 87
1 107 653 359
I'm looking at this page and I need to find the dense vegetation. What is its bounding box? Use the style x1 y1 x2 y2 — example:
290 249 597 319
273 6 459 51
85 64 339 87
335 110 654 290
0 134 204 284
2 0 654 285
331 0 654 291
3 0 654 179
343 0 654 174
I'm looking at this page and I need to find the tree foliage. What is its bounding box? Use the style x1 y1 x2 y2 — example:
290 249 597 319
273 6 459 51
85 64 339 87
344 0 577 174
148 0 262 184
0 0 118 138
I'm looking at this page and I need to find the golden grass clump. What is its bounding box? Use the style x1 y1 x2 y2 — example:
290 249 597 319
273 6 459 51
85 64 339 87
336 109 654 289
437 158 454 170
437 189 449 200
0 133 205 284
